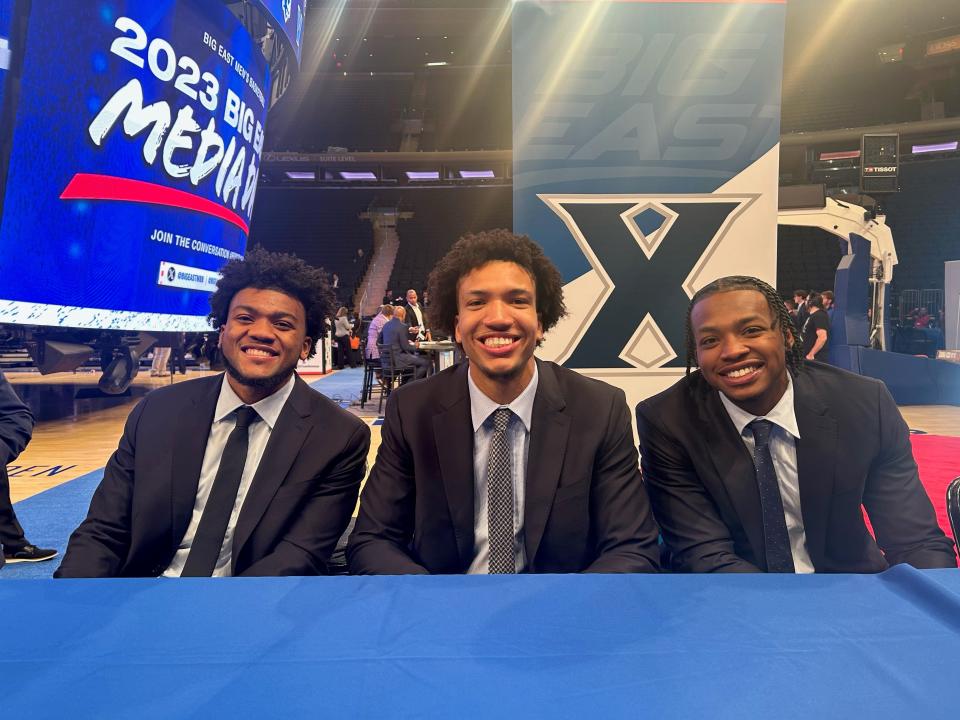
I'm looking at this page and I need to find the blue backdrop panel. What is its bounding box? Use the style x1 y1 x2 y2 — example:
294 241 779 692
513 0 785 279
851 347 960 406
831 232 871 347
512 0 785 407
0 0 270 330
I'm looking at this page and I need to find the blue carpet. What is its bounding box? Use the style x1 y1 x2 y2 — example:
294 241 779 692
2 468 104 579
1 370 367 580
307 367 365 408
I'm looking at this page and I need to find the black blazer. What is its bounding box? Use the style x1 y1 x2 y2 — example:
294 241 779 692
348 359 660 574
55 374 370 578
636 362 956 573
380 317 417 356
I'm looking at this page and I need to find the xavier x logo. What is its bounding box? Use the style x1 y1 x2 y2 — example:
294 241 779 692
540 194 756 370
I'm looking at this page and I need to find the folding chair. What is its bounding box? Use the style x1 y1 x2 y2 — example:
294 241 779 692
377 342 414 414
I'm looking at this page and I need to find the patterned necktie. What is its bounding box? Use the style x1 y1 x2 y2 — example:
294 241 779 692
181 405 261 577
487 408 515 574
748 419 796 574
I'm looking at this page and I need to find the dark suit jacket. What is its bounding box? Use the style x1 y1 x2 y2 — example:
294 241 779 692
380 317 417 356
1 370 34 564
404 303 427 335
0 370 33 469
348 359 660 574
55 374 370 578
636 362 956 573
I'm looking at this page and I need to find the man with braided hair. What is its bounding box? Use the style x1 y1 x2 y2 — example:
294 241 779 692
57 248 370 578
636 275 955 573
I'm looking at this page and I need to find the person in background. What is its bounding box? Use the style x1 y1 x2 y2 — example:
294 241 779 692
821 290 834 320
0 370 57 566
150 344 171 378
379 306 430 380
366 304 394 360
404 288 431 343
801 293 830 362
333 306 355 369
793 289 809 329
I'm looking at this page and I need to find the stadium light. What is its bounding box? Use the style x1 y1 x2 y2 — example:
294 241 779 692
405 171 440 180
911 141 958 154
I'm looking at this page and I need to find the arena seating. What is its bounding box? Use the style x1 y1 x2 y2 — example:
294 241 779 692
885 159 960 295
776 224 844 299
388 186 513 296
248 189 376 305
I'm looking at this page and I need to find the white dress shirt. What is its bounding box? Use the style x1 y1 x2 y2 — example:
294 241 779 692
408 303 425 340
163 374 296 577
718 376 815 573
466 365 539 574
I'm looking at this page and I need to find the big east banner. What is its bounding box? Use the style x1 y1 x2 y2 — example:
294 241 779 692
512 0 786 410
0 0 270 331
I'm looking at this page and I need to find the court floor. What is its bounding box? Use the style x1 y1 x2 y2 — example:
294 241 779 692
4 368 960 504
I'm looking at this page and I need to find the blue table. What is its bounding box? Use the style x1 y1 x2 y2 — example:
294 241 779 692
3 566 959 718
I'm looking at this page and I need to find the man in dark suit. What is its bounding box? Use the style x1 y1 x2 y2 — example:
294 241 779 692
0 370 57 566
380 306 430 380
403 288 431 342
349 229 660 574
636 275 956 573
56 249 370 578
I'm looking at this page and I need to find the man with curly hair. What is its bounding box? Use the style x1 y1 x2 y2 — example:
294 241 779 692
636 276 955 573
57 248 370 577
348 229 660 574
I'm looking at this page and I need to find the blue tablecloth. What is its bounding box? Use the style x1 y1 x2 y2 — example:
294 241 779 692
3 566 959 718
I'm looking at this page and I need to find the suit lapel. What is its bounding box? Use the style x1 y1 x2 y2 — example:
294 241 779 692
432 365 476 568
697 379 768 565
523 360 569 565
232 376 313 564
170 375 221 551
792 371 838 567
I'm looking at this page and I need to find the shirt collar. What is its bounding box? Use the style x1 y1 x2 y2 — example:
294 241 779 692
214 373 296 430
718 373 800 440
468 363 539 433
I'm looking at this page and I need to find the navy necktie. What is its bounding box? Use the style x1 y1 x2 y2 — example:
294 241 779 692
181 405 260 577
487 408 515 574
748 419 796 573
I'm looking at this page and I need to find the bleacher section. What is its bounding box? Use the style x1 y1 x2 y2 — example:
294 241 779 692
419 67 512 151
265 74 415 153
248 189 376 306
781 66 916 134
388 186 513 296
248 186 512 311
884 158 960 294
776 224 844 299
263 67 510 153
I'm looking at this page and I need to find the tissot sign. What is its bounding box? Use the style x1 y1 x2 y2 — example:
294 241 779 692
512 0 786 408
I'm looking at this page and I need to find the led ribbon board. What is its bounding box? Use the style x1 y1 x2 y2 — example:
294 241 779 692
0 0 271 331
0 0 12 110
512 0 786 407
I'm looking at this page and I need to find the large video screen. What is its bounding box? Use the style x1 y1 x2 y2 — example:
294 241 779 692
0 0 270 331
255 0 307 66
